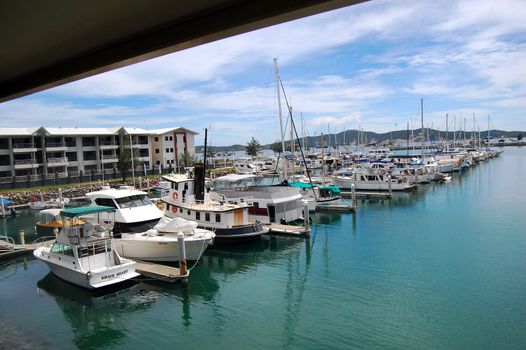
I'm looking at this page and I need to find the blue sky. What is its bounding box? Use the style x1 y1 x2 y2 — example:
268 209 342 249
1 0 525 145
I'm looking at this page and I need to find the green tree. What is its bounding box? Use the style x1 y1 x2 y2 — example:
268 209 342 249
117 141 139 181
179 150 197 167
270 140 282 154
245 137 261 157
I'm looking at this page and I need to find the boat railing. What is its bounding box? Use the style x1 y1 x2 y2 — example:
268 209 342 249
0 236 16 253
31 236 56 248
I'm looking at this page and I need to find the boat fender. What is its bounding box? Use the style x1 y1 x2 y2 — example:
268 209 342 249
172 205 177 213
173 192 179 200
86 271 93 280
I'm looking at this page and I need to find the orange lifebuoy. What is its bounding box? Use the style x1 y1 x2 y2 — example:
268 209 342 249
172 192 179 200
171 205 177 213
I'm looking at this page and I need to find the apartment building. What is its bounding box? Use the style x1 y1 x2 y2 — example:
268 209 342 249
0 126 197 182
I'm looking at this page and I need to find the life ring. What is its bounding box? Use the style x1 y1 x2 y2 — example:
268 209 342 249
172 205 177 213
173 192 179 200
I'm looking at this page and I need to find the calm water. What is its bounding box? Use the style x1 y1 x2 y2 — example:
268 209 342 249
1 147 525 349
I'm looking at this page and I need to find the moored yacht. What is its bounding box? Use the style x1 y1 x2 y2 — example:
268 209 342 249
85 186 163 234
331 167 416 191
211 174 306 224
113 216 215 262
33 206 139 289
161 168 268 242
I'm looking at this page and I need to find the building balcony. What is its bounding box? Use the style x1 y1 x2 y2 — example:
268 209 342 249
99 141 119 149
12 143 37 152
14 159 39 169
101 157 118 163
45 142 67 151
47 157 69 166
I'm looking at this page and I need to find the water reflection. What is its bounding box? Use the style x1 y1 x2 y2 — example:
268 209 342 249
37 273 153 349
201 235 306 275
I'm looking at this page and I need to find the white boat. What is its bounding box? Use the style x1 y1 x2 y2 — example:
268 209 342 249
331 167 416 191
85 186 163 234
161 172 269 241
287 180 342 212
211 174 305 224
113 216 215 262
28 201 49 210
33 206 139 289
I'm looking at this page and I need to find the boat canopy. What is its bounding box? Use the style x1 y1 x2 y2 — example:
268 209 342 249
288 181 314 189
61 205 116 218
321 185 341 194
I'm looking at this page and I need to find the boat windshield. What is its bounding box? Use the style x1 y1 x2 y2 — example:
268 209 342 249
116 195 153 208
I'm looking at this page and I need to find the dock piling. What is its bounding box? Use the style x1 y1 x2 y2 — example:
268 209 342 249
303 201 310 238
0 195 5 217
19 230 25 245
351 184 356 207
388 175 392 196
177 232 188 286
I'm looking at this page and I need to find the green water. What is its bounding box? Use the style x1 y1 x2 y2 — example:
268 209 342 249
1 147 525 349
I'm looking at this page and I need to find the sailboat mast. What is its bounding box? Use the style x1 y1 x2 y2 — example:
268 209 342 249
420 98 424 148
445 114 449 152
274 58 287 180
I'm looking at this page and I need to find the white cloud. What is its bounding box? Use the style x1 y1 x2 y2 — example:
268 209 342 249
2 0 525 143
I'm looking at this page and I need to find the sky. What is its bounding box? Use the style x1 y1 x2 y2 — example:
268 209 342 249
1 0 525 145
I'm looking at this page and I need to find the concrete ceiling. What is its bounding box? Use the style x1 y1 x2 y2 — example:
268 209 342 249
0 0 366 103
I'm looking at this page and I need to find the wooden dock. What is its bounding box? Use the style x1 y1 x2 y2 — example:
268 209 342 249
134 260 189 283
266 223 309 236
316 203 356 212
341 190 391 199
0 239 55 260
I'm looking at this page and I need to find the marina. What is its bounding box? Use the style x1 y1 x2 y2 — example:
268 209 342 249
1 1 525 349
0 146 524 349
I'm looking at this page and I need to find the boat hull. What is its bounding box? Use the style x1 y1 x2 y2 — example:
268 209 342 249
114 233 214 261
34 247 139 289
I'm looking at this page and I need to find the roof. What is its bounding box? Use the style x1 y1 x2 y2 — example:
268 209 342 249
86 188 147 199
42 127 118 136
0 126 196 137
0 127 40 136
61 205 116 217
39 208 62 217
162 174 193 183
213 174 259 182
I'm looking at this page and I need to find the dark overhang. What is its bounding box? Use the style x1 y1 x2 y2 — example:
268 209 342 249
0 0 367 103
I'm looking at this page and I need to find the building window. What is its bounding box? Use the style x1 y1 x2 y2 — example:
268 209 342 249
155 149 159 154
156 160 160 165
166 148 169 153
165 136 169 141
154 137 159 142
205 213 210 222
215 214 221 222
196 212 200 220
187 210 191 215
169 136 173 141
170 148 173 152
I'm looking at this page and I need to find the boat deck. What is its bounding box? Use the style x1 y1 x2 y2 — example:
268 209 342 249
134 260 189 283
266 223 309 236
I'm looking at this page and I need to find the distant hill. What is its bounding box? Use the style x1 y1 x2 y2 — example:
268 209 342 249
197 129 524 151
